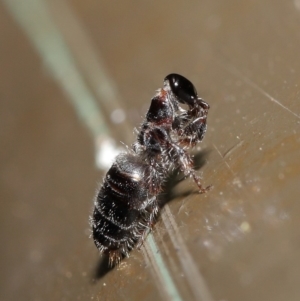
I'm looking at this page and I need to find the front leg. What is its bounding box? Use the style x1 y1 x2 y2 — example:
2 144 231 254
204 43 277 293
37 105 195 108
175 98 209 146
168 142 210 194
186 98 209 117
178 116 207 147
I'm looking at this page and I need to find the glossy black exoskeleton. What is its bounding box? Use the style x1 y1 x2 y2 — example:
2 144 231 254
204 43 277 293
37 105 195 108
91 74 210 266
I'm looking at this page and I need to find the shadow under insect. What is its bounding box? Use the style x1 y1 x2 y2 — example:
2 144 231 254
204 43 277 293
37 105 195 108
91 149 211 281
159 149 211 208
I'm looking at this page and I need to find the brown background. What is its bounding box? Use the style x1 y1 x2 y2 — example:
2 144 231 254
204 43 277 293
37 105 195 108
1 1 300 300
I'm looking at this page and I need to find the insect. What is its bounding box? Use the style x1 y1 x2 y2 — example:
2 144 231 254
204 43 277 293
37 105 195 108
91 74 210 266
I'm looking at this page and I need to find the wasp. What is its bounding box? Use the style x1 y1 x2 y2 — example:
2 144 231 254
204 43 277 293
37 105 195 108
91 74 210 266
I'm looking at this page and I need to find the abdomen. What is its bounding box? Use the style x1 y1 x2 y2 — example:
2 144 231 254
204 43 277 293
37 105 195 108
91 153 156 265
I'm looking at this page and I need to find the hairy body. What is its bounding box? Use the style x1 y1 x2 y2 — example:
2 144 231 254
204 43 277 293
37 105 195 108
91 74 210 266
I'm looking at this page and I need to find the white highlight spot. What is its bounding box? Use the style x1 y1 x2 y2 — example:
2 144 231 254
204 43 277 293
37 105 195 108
95 137 123 170
240 221 251 233
110 109 126 124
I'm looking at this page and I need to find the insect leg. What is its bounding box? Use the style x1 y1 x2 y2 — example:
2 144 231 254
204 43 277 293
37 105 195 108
178 116 207 146
169 142 210 194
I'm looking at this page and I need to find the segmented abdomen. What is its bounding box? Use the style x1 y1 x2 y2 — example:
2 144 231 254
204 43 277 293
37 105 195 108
92 153 155 264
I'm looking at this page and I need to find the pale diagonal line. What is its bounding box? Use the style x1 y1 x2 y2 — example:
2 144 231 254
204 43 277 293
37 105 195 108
222 63 300 120
3 0 109 138
162 205 215 301
144 234 184 301
3 0 185 299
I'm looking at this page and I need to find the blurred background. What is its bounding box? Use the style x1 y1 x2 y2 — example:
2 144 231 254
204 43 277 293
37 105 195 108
1 1 300 300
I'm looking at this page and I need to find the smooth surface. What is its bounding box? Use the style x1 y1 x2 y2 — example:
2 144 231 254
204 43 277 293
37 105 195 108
1 1 300 300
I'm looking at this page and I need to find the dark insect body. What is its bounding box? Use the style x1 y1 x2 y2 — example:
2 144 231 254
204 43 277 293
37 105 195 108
91 74 210 266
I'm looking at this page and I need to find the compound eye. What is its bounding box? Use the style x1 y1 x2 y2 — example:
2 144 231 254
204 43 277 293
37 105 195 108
165 73 198 105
